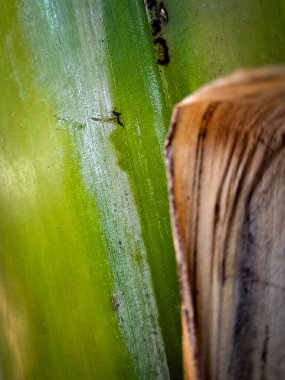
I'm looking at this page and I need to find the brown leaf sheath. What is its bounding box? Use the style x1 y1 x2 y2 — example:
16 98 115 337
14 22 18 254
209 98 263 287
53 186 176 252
166 67 285 380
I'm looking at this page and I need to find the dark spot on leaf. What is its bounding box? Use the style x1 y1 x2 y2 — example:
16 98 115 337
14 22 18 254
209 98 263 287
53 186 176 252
145 1 171 64
112 110 124 127
154 37 170 65
151 19 161 35
91 110 124 127
111 291 124 312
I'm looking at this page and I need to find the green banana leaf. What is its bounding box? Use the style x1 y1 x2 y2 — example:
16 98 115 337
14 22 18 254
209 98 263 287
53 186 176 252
1 1 285 379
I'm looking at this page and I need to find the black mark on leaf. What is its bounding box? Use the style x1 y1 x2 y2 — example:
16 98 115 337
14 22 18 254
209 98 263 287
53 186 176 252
112 111 124 127
91 110 124 128
151 19 161 36
145 1 170 64
154 37 170 65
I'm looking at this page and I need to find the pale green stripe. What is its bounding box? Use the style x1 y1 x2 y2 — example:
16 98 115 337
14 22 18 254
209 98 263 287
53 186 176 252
20 0 172 378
